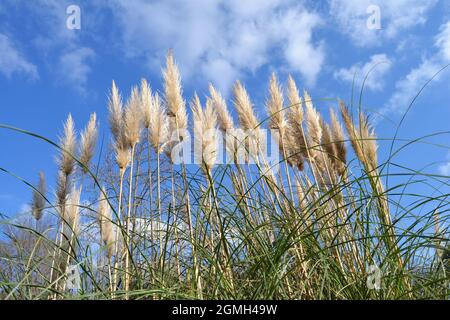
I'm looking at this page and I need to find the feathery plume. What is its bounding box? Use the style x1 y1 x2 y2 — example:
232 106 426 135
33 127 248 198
58 114 77 177
140 79 153 129
284 135 305 170
32 171 46 221
164 52 188 140
191 94 218 174
304 92 322 156
339 101 377 171
56 169 69 211
115 142 131 171
108 81 123 142
56 114 76 214
233 80 261 162
321 119 339 179
266 73 286 136
124 86 142 147
305 91 332 178
209 84 238 163
79 113 98 174
233 80 259 132
287 75 302 111
65 186 82 236
286 76 305 137
209 84 234 132
98 189 114 258
329 108 347 176
285 76 306 170
108 81 130 170
149 93 169 152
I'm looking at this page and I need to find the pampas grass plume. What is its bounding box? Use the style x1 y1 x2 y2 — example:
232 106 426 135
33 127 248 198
32 171 46 221
80 113 98 174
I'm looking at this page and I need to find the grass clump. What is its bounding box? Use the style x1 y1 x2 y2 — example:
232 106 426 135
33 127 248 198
0 52 448 300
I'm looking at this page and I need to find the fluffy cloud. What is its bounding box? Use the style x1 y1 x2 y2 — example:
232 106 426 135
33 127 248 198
334 54 392 91
57 47 95 94
439 161 450 176
329 0 438 47
383 60 442 116
0 33 38 79
435 21 450 62
109 0 325 93
383 20 450 117
2 0 95 93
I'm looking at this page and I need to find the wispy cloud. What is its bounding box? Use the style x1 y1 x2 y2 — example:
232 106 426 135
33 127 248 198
382 20 450 118
334 54 392 91
57 47 95 95
0 33 38 79
439 162 450 176
435 21 450 62
329 0 438 47
1 0 95 94
108 0 325 93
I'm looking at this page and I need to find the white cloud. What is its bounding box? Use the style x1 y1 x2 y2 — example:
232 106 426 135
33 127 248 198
329 0 438 47
435 21 450 62
382 20 450 117
0 33 38 79
439 152 450 176
439 162 450 176
334 54 392 91
382 59 442 118
3 0 95 94
109 0 325 93
57 47 95 94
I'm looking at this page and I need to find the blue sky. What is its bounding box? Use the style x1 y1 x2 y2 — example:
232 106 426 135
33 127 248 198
0 0 450 216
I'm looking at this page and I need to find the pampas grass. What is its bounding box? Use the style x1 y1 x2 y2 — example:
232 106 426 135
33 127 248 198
31 171 46 221
286 76 306 170
79 113 98 174
164 51 188 141
1 51 448 301
59 114 77 177
191 94 218 175
329 108 347 177
98 189 114 259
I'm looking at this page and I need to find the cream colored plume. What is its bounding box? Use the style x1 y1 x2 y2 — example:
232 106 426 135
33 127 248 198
163 52 187 141
58 114 77 177
285 76 306 170
108 80 123 142
149 93 169 152
233 80 259 132
65 186 82 236
140 79 153 129
329 108 347 176
124 86 143 147
339 101 377 171
191 94 218 174
233 80 261 162
304 92 322 155
79 113 98 174
208 84 238 163
32 171 46 221
108 81 130 170
209 84 234 132
98 189 114 258
266 73 286 136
